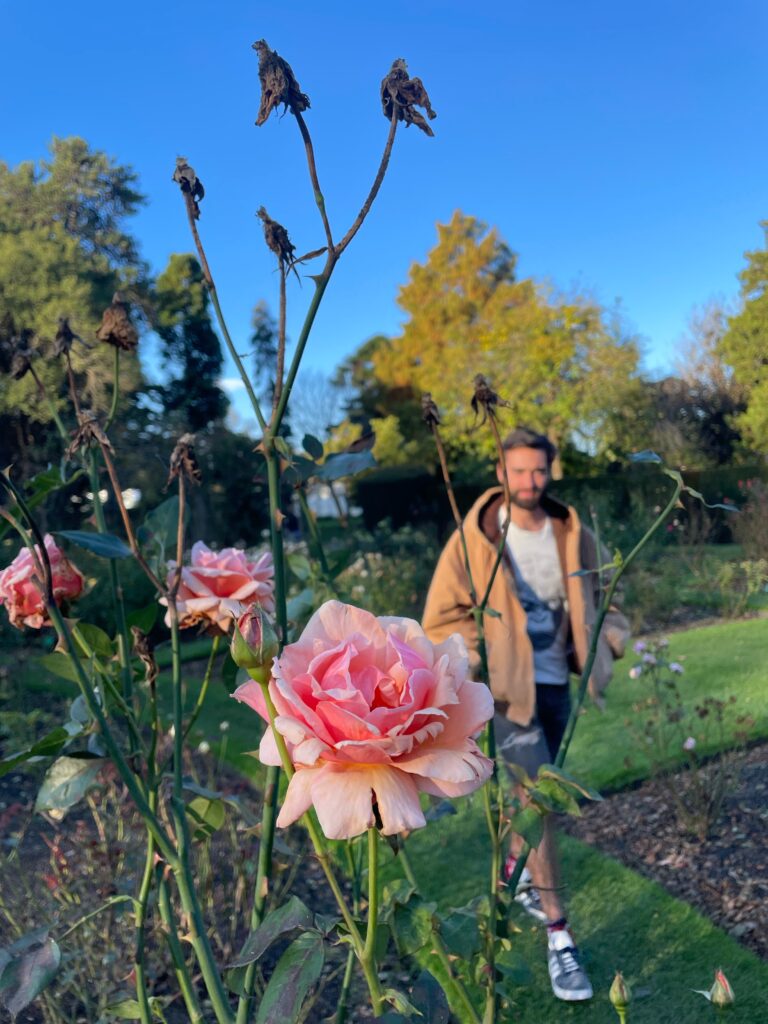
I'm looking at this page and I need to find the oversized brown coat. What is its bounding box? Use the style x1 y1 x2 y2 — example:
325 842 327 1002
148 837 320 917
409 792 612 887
422 487 629 727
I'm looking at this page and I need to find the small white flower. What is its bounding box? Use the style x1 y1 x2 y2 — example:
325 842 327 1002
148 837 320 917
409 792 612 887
669 662 684 674
683 736 696 752
629 665 643 680
219 720 230 732
168 724 176 738
198 740 211 755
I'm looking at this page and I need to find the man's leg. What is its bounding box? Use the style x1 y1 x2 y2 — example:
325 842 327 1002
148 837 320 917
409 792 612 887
509 807 563 921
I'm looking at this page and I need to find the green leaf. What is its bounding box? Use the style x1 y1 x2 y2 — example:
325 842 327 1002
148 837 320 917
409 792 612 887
282 456 317 487
411 971 451 1024
73 622 115 661
228 896 315 969
315 450 376 481
439 909 482 960
126 604 158 634
287 552 312 582
286 587 316 624
529 777 581 817
391 897 436 956
536 764 602 802
507 805 545 848
138 496 188 572
496 948 532 985
302 434 324 460
56 529 132 559
34 756 103 816
104 996 144 1018
382 879 417 910
0 928 61 1017
629 450 663 464
0 466 83 542
383 988 423 1018
186 796 226 840
0 727 71 778
39 651 87 684
254 932 324 1024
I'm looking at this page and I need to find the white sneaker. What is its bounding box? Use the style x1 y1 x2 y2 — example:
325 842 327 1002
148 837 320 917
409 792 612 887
547 928 593 1002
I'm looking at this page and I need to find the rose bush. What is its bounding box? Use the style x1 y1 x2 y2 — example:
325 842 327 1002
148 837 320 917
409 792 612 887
235 600 494 839
0 535 84 630
162 541 274 632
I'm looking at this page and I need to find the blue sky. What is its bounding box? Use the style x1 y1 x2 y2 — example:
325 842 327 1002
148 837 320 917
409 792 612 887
3 0 767 431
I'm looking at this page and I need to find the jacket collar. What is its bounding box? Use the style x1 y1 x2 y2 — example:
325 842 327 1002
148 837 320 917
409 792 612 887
471 487 571 545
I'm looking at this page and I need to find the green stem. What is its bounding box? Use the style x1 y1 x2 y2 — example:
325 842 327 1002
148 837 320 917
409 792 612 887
360 829 382 1017
272 267 335 433
157 868 206 1023
397 842 419 891
133 808 157 1024
297 486 336 590
181 634 221 744
105 346 121 430
58 894 137 941
430 929 482 1024
334 949 357 1024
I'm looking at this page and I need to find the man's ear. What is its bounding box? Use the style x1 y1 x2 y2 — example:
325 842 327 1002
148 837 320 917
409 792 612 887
495 461 504 484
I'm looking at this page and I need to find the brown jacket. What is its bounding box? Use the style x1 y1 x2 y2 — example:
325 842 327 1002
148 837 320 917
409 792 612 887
422 487 630 727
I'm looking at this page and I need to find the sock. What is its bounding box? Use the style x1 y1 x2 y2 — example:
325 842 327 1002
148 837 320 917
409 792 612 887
502 852 532 885
547 917 568 935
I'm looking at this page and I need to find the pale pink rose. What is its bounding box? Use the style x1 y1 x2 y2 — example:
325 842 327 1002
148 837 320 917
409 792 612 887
162 541 274 632
234 600 494 840
629 665 643 680
0 535 84 630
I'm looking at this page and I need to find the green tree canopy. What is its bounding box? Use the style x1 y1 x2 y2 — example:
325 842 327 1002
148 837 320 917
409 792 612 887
0 137 146 425
153 253 228 432
718 222 768 451
339 212 642 473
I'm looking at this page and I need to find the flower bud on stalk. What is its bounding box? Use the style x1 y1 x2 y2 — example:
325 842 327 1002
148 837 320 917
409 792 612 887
710 969 734 1009
231 605 279 683
609 971 631 1021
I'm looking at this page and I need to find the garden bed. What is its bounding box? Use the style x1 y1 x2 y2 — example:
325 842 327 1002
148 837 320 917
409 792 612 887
563 742 768 961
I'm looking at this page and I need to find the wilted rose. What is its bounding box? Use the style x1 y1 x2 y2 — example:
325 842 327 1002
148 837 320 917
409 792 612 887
234 600 494 839
0 535 84 630
162 542 274 633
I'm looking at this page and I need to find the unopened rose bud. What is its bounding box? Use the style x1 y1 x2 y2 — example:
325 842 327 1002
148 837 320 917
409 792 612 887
609 971 631 1014
710 969 734 1008
231 605 279 683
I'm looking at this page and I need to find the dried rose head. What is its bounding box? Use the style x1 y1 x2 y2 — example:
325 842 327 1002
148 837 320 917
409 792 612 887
380 58 436 135
96 294 138 353
167 433 202 488
471 373 509 424
10 329 35 380
256 207 296 270
172 157 205 220
53 317 83 358
65 410 114 461
421 392 441 428
252 40 310 126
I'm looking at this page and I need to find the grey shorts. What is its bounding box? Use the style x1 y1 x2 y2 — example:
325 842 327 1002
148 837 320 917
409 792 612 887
494 683 572 778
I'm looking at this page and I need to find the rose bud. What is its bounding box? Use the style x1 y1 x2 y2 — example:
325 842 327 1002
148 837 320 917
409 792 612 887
231 605 279 683
710 969 734 1008
609 971 631 1016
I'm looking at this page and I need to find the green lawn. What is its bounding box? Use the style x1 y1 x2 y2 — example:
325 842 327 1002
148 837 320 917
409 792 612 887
567 616 768 791
384 797 768 1023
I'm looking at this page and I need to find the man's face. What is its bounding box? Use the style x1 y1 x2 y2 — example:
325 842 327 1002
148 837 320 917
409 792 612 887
496 446 550 510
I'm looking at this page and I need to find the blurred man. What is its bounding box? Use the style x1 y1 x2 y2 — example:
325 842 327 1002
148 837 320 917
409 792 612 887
423 426 629 1002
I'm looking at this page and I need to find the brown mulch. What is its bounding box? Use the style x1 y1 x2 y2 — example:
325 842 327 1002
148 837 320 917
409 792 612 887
563 743 768 960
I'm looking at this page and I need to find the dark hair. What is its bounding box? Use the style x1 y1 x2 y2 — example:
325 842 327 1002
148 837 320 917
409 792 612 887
500 426 557 467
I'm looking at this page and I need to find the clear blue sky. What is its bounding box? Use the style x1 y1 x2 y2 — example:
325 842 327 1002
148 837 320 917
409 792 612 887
3 0 767 430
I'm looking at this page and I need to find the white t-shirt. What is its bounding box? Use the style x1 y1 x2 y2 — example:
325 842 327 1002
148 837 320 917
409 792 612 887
499 510 570 685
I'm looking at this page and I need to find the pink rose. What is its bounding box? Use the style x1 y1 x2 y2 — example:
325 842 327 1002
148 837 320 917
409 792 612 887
162 541 274 632
0 535 84 630
234 600 494 840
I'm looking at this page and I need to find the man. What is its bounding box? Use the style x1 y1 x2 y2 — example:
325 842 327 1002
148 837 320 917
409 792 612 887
422 426 629 1002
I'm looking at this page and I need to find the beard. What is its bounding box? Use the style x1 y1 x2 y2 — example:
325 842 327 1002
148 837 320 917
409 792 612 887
509 487 544 511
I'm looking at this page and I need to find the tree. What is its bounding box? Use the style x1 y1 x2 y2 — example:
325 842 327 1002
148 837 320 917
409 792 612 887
718 223 768 451
0 137 146 427
153 253 228 432
341 212 642 474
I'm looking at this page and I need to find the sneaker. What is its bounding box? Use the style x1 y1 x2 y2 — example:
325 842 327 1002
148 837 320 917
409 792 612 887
547 929 593 1002
501 857 549 923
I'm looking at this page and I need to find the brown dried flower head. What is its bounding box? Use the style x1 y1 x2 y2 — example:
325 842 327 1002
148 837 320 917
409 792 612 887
65 410 114 461
252 40 310 126
131 626 158 689
10 329 36 381
257 207 297 271
167 433 203 488
172 157 205 220
97 293 139 353
381 59 437 136
421 392 441 428
471 374 509 424
54 317 84 358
